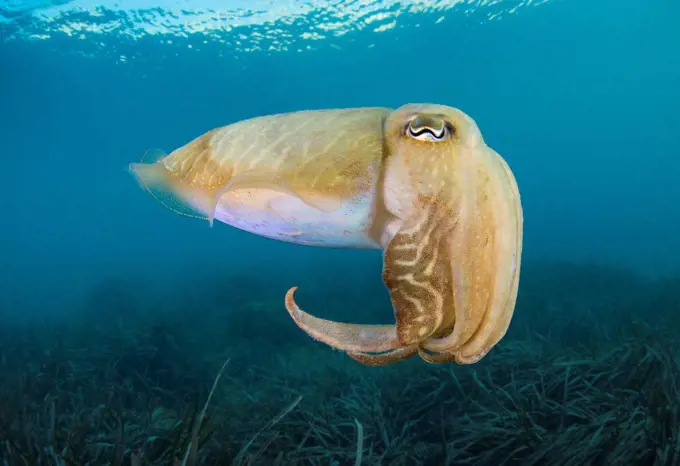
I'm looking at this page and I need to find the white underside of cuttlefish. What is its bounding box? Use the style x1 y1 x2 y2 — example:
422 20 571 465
211 188 380 248
129 103 523 366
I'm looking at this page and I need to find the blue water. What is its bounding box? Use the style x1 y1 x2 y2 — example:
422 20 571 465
1 0 679 464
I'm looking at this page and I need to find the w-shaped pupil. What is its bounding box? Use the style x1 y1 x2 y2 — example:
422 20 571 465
408 115 448 140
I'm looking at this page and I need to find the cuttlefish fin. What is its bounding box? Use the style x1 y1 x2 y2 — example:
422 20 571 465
128 149 209 221
209 170 345 226
381 195 459 347
284 287 402 354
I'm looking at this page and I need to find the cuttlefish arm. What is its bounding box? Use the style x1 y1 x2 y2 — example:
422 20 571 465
285 287 420 365
285 287 402 353
284 104 523 366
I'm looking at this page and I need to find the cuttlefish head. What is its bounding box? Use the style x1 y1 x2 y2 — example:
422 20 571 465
285 103 523 366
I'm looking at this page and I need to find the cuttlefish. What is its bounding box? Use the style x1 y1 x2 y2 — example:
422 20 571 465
129 103 523 366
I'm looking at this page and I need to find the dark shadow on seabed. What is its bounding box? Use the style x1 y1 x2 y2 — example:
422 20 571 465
0 260 679 465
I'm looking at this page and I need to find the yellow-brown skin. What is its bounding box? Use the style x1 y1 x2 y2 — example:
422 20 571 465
130 103 523 366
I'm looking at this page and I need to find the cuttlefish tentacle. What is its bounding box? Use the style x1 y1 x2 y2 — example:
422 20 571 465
284 287 402 354
284 287 419 365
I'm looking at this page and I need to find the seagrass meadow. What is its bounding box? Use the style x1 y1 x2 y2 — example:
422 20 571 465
1 261 680 465
2 0 679 465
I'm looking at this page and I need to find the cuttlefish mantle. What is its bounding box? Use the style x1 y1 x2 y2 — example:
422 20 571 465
129 103 523 366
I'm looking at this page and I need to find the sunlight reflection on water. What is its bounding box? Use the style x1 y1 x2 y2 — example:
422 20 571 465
1 0 549 56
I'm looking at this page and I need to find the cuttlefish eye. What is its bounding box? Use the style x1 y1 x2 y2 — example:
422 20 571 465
405 114 454 142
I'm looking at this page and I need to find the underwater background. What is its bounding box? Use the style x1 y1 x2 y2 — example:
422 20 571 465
1 0 680 464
